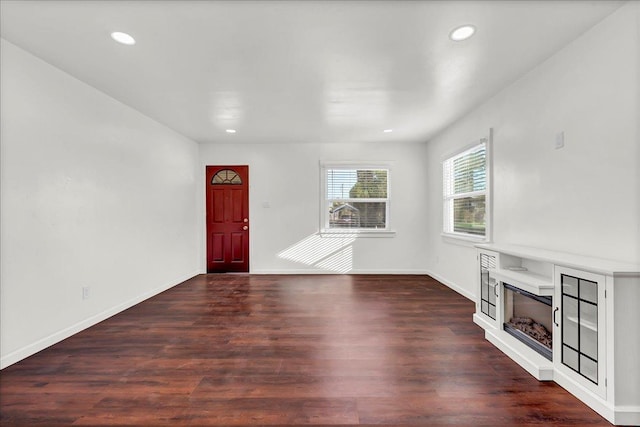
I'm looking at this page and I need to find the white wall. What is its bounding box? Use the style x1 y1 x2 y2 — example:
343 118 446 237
199 141 430 274
424 2 640 299
3 1 636 369
0 40 200 368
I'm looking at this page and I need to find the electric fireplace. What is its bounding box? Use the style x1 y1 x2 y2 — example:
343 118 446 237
502 282 553 360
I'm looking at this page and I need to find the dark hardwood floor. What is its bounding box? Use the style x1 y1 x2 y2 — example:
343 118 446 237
0 274 611 426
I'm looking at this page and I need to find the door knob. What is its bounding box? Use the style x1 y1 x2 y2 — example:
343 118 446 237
244 218 249 223
243 226 248 230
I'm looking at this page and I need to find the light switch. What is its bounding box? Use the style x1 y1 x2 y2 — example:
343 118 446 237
262 201 271 208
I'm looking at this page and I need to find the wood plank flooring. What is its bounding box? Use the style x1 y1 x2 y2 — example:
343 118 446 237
0 274 612 426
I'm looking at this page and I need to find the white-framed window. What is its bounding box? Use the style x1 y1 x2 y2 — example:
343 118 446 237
321 162 392 234
443 138 490 241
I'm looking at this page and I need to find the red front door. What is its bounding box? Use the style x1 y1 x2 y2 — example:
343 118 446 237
206 166 249 273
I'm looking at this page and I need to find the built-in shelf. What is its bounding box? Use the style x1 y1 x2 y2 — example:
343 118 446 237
565 315 597 332
489 267 554 296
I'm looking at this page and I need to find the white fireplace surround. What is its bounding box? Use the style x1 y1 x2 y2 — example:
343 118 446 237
473 243 640 426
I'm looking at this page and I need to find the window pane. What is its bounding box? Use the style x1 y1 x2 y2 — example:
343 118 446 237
327 169 387 199
453 196 485 235
329 202 386 229
327 170 357 199
350 170 387 199
443 140 488 238
211 169 242 185
453 147 486 194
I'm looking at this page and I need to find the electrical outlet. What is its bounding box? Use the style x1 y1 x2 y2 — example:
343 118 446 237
82 286 90 300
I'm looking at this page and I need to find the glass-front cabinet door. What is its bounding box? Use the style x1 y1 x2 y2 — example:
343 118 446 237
476 250 500 328
554 266 606 398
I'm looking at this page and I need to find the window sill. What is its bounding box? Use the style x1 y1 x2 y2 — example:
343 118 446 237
320 229 396 238
441 232 489 247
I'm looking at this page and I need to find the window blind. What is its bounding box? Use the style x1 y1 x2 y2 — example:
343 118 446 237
324 167 389 230
443 142 487 237
443 144 486 198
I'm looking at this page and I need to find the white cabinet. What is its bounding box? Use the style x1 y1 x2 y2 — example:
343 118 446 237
553 266 606 399
474 243 640 426
473 249 501 330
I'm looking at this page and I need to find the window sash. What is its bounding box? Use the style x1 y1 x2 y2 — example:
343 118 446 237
445 195 486 236
323 166 390 231
443 141 488 238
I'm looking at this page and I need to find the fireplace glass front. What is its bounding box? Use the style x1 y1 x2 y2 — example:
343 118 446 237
503 282 553 360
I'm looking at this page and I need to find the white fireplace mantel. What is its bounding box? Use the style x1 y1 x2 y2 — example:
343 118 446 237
473 243 640 426
475 243 640 276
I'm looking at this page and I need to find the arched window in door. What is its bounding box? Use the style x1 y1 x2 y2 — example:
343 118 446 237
211 169 242 185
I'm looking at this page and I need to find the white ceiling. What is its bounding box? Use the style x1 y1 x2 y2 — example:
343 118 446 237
0 1 623 144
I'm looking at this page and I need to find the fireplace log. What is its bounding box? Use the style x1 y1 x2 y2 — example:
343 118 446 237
508 317 552 349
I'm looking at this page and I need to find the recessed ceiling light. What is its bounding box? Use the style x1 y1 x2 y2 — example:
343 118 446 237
226 129 237 134
111 31 136 45
383 129 393 133
450 25 476 41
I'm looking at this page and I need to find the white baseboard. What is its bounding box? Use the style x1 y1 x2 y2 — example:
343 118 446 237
553 371 640 425
0 271 199 370
250 269 432 275
423 269 476 301
612 406 640 426
350 269 432 275
250 269 342 275
553 369 615 424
